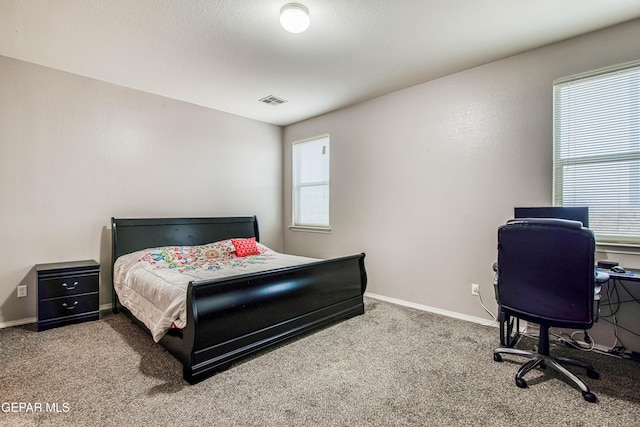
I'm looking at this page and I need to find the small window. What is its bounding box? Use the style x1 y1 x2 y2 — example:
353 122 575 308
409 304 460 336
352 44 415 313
291 135 330 230
553 61 640 244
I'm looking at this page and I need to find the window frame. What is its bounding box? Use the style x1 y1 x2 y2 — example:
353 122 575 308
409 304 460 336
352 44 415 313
290 134 331 233
553 60 640 245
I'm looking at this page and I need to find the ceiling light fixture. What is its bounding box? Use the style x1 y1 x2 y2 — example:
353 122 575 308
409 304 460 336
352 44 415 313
280 3 310 34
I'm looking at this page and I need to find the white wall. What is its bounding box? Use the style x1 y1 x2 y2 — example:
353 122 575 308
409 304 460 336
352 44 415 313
283 20 640 326
0 56 283 325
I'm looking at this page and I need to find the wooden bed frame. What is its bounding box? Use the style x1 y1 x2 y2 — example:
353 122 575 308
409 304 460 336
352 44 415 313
111 216 367 383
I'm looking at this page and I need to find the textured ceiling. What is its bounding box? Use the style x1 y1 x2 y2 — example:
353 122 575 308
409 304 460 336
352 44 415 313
1 0 640 126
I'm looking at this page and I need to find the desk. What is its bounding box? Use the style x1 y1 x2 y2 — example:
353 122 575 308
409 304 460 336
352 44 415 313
595 268 640 355
603 269 639 282
499 268 640 348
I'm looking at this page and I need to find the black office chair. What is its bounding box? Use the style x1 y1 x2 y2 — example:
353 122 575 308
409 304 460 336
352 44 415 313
492 218 609 403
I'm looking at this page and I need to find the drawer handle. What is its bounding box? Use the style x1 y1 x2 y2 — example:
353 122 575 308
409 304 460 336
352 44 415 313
62 281 78 290
62 301 78 310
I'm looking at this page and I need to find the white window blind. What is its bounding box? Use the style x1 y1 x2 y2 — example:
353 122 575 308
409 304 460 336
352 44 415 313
553 61 640 244
292 135 330 229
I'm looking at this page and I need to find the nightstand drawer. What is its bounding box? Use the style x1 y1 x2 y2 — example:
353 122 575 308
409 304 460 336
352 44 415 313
38 293 99 321
38 273 98 299
35 260 100 331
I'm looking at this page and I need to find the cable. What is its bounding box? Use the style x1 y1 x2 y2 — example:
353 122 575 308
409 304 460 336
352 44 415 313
599 317 640 339
568 329 595 351
601 297 640 305
520 325 633 359
617 279 640 304
549 328 595 352
609 279 622 316
476 288 498 325
599 279 622 318
606 280 625 350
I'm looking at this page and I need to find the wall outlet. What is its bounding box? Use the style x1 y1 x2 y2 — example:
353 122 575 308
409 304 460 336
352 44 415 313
471 283 480 296
17 284 27 298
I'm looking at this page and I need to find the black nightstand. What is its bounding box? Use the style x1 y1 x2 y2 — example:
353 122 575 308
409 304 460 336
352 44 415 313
35 260 100 331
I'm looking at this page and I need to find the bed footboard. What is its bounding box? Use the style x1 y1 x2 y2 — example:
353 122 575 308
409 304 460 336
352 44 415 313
174 253 366 383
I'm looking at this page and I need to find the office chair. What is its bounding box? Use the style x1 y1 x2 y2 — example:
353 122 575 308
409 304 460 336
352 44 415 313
492 218 609 403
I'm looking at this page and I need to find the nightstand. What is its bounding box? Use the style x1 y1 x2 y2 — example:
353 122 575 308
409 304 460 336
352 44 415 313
35 260 100 331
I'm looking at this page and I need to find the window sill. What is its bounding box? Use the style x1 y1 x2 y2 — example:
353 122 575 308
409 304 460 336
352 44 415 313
288 225 331 234
596 241 640 255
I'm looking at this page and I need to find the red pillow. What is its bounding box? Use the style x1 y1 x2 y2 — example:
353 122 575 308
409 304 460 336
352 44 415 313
231 237 260 257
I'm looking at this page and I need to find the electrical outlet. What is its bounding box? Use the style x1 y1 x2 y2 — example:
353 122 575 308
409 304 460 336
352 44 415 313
17 285 27 298
471 283 480 296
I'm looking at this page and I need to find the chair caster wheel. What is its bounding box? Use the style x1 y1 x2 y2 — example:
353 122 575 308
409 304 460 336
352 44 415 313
515 378 527 388
587 370 600 380
582 392 597 403
493 353 502 362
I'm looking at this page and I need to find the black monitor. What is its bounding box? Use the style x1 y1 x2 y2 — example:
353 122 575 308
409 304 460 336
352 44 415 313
514 207 589 228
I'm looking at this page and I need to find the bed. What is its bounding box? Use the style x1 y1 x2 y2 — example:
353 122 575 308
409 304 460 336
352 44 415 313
111 216 367 383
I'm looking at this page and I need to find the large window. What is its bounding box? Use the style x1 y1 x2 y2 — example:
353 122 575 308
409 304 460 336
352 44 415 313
292 135 330 230
553 61 640 244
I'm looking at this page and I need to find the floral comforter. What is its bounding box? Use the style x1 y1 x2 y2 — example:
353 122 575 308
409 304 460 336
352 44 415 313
113 240 317 342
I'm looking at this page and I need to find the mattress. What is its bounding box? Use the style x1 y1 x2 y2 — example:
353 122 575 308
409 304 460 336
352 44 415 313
113 239 317 342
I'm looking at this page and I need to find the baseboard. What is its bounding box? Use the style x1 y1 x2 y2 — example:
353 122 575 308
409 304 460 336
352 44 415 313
3 298 494 330
364 292 498 327
0 303 113 329
0 316 37 329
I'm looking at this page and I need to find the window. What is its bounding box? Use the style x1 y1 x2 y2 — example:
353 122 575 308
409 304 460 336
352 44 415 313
291 135 330 230
553 61 640 244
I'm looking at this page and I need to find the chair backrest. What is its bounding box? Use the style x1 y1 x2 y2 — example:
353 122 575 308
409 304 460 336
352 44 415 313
496 218 596 329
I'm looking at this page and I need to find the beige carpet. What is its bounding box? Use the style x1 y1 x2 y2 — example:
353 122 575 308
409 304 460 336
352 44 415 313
1 297 639 426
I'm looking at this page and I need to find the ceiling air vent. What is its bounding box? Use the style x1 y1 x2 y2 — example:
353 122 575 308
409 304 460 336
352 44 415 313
259 95 288 106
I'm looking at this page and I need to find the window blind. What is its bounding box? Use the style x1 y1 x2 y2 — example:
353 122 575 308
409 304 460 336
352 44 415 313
553 61 640 244
292 135 330 228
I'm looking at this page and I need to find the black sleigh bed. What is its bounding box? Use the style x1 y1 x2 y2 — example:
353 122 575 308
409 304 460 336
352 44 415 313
111 216 367 383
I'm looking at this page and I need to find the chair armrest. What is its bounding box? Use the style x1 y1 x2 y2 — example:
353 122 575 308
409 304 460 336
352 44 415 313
595 269 610 284
593 270 608 323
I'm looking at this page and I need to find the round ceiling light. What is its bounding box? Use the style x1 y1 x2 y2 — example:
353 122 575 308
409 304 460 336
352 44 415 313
280 3 310 33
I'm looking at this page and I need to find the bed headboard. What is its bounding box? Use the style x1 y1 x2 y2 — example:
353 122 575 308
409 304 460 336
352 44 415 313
111 216 259 260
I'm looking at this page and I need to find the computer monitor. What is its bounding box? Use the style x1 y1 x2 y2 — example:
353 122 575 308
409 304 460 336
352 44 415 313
514 206 589 228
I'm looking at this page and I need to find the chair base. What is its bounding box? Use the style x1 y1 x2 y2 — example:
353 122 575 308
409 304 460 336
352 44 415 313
493 347 599 403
